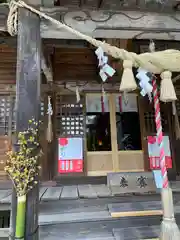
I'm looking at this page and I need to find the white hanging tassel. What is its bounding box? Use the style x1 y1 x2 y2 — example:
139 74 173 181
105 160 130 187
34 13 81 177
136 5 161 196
172 101 180 139
120 60 137 92
46 96 53 143
76 85 80 103
160 71 177 102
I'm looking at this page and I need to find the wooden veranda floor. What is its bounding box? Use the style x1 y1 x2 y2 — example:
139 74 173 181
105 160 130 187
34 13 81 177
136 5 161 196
0 184 118 204
1 182 180 239
0 181 180 204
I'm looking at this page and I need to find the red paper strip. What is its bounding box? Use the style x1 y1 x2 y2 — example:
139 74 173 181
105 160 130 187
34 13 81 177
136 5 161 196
149 156 172 170
58 159 83 173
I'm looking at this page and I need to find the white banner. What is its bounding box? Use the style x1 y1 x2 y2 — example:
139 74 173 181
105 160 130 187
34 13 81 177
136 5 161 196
115 93 138 112
86 95 109 112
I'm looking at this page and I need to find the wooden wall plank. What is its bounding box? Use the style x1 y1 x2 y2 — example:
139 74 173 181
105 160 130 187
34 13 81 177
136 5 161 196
54 47 98 81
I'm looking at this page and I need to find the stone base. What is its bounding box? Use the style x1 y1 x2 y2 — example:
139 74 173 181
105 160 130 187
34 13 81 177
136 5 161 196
107 172 157 194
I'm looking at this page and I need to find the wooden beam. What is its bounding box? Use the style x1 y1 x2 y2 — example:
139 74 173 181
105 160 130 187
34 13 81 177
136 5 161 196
41 52 53 83
98 0 104 8
41 0 178 11
15 7 41 240
1 5 180 40
42 0 54 7
40 8 180 40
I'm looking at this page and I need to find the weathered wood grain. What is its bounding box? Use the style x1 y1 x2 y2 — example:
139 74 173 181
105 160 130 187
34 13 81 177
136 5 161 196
39 211 111 225
113 226 159 240
0 193 12 204
15 5 41 239
41 187 62 201
39 187 48 200
40 9 180 40
108 201 162 218
0 190 11 202
92 184 112 197
78 185 97 198
61 186 78 200
109 201 162 213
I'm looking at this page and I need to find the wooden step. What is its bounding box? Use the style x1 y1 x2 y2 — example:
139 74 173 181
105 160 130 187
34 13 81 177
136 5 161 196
113 226 160 239
108 201 162 218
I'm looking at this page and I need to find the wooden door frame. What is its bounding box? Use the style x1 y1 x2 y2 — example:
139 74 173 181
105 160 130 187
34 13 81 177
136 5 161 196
84 92 144 175
49 92 145 178
52 93 86 179
138 95 149 171
109 93 119 172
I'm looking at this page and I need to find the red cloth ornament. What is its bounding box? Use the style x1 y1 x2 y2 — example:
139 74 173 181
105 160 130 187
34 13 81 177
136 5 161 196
59 138 68 146
148 136 156 144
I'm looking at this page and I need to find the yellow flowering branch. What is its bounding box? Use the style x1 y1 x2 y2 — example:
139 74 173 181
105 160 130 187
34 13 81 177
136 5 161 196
5 118 43 239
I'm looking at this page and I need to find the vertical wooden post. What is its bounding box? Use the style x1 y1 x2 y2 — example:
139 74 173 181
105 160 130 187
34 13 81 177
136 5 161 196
137 95 149 171
109 94 119 172
11 7 41 240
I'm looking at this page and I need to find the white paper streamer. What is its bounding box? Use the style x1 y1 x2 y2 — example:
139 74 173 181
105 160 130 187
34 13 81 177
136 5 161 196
172 101 176 115
136 68 153 101
47 96 53 115
123 92 129 106
76 86 80 103
95 47 115 82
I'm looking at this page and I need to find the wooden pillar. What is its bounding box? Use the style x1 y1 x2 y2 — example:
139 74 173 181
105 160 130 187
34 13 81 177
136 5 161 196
11 7 41 239
109 94 119 172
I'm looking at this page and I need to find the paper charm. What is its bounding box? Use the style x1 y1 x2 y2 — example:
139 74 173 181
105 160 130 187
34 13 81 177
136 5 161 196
136 68 153 101
172 101 176 116
102 85 106 99
153 170 163 189
76 85 80 103
95 47 115 82
123 92 129 106
47 96 53 116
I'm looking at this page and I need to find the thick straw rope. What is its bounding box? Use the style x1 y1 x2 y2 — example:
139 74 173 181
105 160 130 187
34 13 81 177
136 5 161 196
6 0 180 74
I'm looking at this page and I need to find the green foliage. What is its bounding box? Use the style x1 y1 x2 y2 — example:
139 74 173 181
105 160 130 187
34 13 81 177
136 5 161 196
5 118 43 197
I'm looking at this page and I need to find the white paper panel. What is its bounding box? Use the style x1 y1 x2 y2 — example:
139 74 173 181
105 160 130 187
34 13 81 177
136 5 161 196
115 93 138 112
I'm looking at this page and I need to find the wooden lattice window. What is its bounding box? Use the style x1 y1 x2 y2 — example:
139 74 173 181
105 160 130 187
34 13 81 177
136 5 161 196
0 95 45 136
55 95 84 136
40 101 45 117
0 95 16 135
